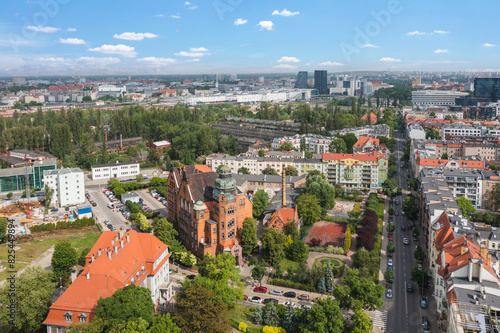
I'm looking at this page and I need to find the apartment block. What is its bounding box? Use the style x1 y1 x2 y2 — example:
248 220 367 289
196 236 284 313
91 161 140 180
43 168 85 207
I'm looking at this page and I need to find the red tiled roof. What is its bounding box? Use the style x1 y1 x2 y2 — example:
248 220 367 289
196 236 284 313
322 152 384 162
43 231 169 327
353 136 380 148
219 237 241 250
434 212 455 252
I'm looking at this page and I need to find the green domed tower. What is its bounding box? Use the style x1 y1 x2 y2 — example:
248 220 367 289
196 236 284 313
213 165 237 201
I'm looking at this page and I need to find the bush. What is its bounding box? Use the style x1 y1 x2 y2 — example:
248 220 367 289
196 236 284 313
353 202 361 213
30 217 96 233
6 192 12 199
326 245 345 255
270 278 316 292
238 322 247 332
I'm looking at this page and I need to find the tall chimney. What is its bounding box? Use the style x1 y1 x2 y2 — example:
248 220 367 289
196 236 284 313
105 130 107 142
282 169 286 208
120 134 123 151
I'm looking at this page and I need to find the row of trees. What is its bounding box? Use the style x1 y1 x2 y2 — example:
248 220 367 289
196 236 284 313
356 208 379 252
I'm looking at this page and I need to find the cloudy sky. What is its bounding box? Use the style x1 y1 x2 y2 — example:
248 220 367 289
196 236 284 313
0 0 498 75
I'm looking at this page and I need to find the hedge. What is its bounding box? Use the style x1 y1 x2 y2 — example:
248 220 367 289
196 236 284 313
30 217 96 233
353 203 361 213
269 278 316 292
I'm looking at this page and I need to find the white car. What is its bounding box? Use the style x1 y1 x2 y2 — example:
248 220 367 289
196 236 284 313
386 289 393 299
250 296 262 303
299 304 312 310
283 301 296 308
269 289 283 296
388 259 393 267
403 238 410 245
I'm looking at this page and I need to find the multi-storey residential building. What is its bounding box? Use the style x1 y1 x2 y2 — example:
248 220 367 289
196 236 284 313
481 170 500 210
43 230 174 332
271 134 332 154
166 165 252 265
43 168 85 207
407 123 426 140
330 124 390 138
206 154 297 175
91 161 140 180
443 169 483 208
322 152 387 191
442 123 487 138
352 136 382 154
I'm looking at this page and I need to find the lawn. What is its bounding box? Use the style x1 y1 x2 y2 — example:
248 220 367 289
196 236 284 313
376 198 385 218
228 304 263 333
313 257 346 277
0 226 100 282
280 258 302 272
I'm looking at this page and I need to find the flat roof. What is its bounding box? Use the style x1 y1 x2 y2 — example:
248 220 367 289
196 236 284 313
91 161 139 168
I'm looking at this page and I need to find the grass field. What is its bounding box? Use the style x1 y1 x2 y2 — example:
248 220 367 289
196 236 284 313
228 304 263 333
280 258 302 272
0 226 100 281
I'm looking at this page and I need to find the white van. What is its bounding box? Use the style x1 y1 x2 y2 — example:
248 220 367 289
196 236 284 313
107 202 114 209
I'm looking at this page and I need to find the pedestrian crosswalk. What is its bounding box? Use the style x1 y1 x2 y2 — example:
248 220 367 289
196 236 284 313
372 310 387 331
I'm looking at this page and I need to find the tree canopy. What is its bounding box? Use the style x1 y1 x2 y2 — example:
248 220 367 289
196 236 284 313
240 217 258 256
297 193 322 226
304 174 335 210
260 227 287 267
51 241 77 280
456 196 476 219
333 268 384 311
252 190 270 217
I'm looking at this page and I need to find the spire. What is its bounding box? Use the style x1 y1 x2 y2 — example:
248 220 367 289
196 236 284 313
282 169 286 208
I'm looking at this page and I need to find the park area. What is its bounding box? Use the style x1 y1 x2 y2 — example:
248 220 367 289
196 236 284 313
327 200 356 219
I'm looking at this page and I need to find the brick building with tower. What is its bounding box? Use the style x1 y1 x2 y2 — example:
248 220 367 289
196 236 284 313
268 170 299 233
166 165 253 265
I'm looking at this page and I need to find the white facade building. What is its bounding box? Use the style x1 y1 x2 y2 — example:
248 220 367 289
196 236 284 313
412 90 468 108
441 124 487 138
43 168 85 207
91 162 140 180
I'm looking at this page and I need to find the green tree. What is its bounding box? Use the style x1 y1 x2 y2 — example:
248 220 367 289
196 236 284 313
262 166 279 175
113 187 126 197
240 217 258 256
175 284 232 333
456 196 476 219
324 261 334 292
263 302 280 327
341 133 358 153
410 267 431 292
194 252 244 307
414 244 425 262
260 227 287 267
297 193 322 226
51 241 77 280
285 165 299 176
136 174 144 182
441 153 449 160
152 218 186 255
253 306 264 325
387 241 395 254
286 238 308 263
384 270 394 283
491 183 500 210
251 265 266 286
0 266 55 333
6 192 13 199
334 184 344 198
279 142 297 151
351 310 373 333
328 138 347 153
136 213 151 232
78 246 91 266
96 284 155 329
412 227 420 239
238 167 250 174
82 96 92 102
148 314 180 333
343 228 352 254
301 297 344 333
258 149 266 157
44 184 55 210
283 303 296 332
0 217 7 242
317 277 326 293
402 194 419 221
252 190 270 217
333 268 384 311
304 174 335 210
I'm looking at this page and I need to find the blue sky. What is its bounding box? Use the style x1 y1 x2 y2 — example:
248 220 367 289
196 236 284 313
0 0 498 75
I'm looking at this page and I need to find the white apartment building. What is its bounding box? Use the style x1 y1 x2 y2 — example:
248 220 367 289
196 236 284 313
43 168 85 207
271 134 331 154
411 90 468 108
441 124 486 138
91 162 140 180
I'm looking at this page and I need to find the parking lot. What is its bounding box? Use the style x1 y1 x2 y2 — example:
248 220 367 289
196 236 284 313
87 187 131 232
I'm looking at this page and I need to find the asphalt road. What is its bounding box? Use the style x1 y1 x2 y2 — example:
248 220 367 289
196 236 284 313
386 131 435 333
86 185 131 232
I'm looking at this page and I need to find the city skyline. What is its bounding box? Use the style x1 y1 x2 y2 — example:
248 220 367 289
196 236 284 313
1 0 499 75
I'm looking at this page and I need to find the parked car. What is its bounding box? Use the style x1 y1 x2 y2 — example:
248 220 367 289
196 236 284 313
299 304 312 310
388 235 394 241
420 298 428 309
243 295 248 301
91 201 97 207
395 199 399 205
250 296 262 303
388 259 393 267
269 289 283 296
395 210 399 216
51 208 59 212
283 301 296 308
297 294 310 301
253 286 267 293
407 283 413 293
386 289 393 299
263 298 279 305
401 225 406 231
284 291 296 298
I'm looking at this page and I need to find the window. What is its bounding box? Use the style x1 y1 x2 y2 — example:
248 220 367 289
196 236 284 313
213 228 217 233
213 239 217 244
78 313 87 323
222 233 225 240
65 311 73 322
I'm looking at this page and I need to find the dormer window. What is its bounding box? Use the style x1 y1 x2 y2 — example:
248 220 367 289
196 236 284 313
65 311 73 322
78 313 87 323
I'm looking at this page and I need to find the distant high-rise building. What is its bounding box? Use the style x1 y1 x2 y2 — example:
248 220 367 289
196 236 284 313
474 78 500 102
295 71 308 88
314 70 328 95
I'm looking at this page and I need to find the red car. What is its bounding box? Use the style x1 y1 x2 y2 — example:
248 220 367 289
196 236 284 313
388 235 394 241
253 286 267 293
388 232 393 236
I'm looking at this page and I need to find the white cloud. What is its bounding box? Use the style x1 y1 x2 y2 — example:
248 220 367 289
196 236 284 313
433 30 449 34
137 57 177 65
273 64 297 69
434 48 448 53
407 30 426 36
58 38 86 45
185 1 191 4
190 47 208 52
76 57 120 64
67 28 77 32
258 21 274 31
170 14 181 19
362 43 380 48
113 32 159 41
319 61 344 66
187 59 200 62
88 44 137 57
272 9 300 16
175 51 205 57
155 14 164 17
35 57 65 62
483 43 495 47
188 6 197 10
26 25 60 33
379 57 401 62
234 18 248 26
277 56 300 63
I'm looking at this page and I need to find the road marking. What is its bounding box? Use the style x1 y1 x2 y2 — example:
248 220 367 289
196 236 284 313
372 310 388 331
405 288 408 314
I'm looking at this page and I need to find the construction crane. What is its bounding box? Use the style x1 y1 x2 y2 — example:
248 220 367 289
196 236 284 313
25 161 32 218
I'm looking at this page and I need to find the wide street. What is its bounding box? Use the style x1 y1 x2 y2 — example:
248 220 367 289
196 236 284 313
385 131 436 333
